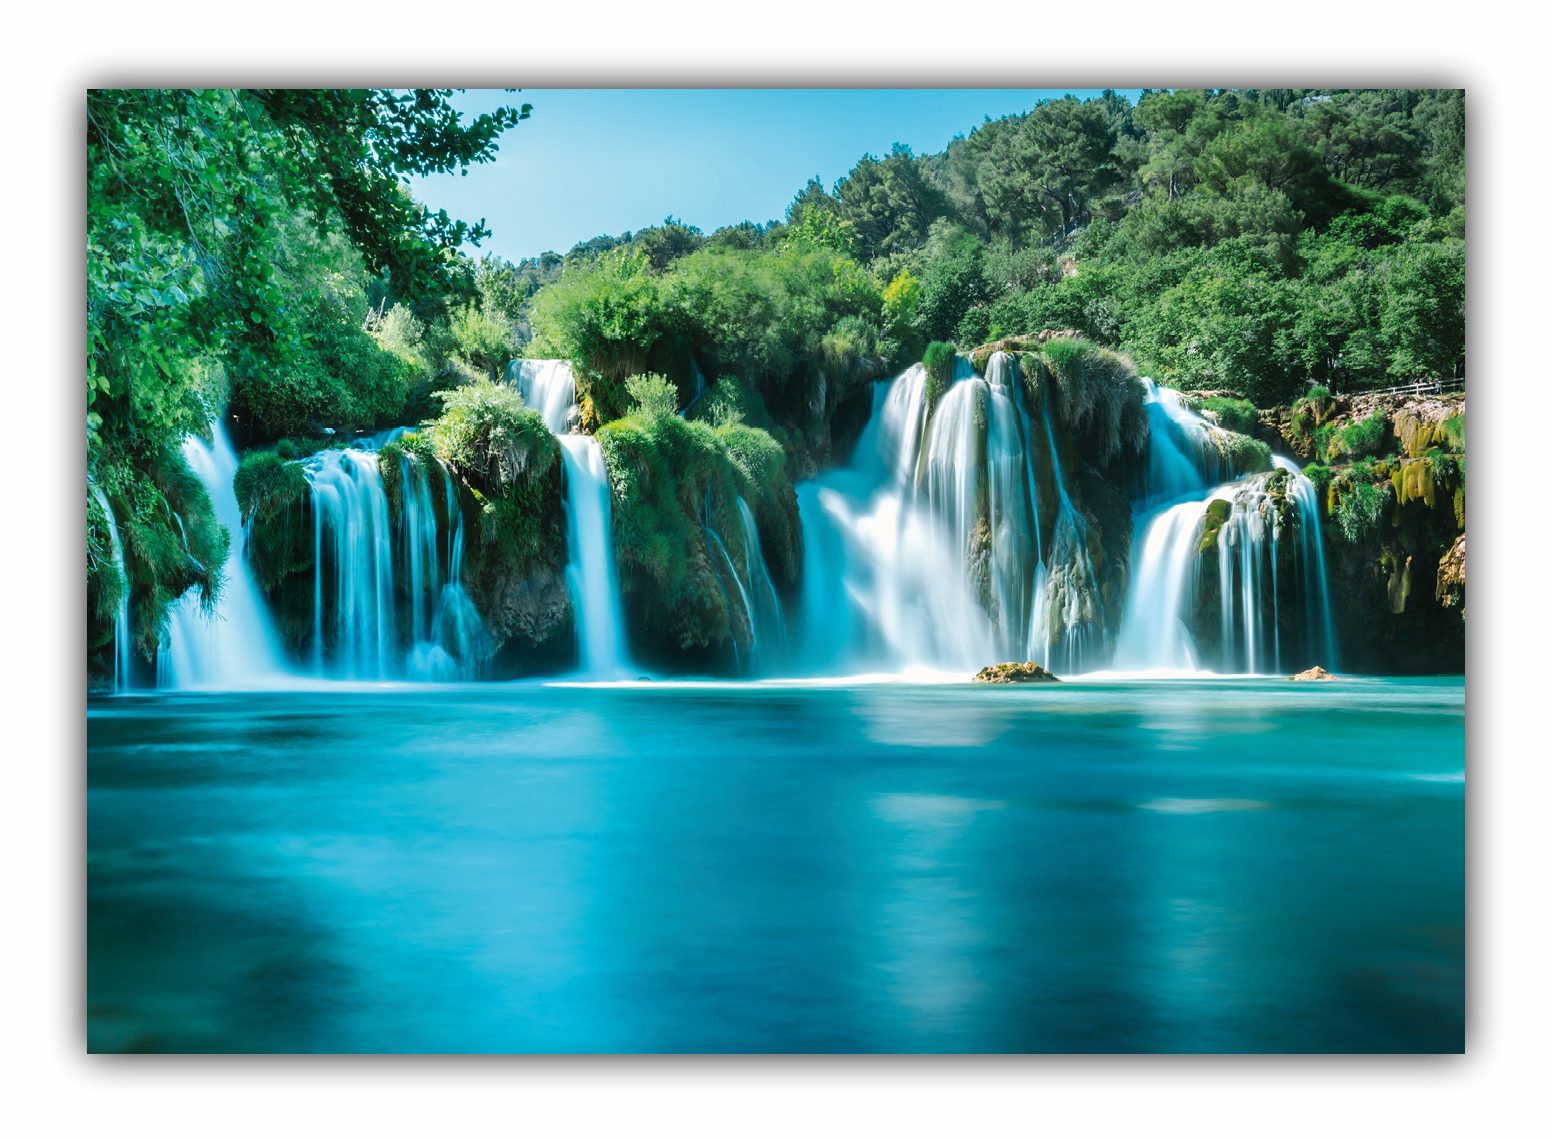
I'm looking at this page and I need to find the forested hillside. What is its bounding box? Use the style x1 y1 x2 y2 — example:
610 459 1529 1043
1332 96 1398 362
86 88 1467 676
522 88 1464 419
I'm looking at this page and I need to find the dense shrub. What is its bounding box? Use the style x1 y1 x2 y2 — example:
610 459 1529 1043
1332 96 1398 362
624 373 679 420
1331 409 1390 460
1334 478 1389 543
233 451 309 525
1198 396 1257 434
428 379 558 494
921 340 957 411
597 411 798 656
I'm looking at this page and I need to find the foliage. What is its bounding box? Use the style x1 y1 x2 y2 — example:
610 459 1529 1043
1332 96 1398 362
1334 477 1390 543
1197 396 1257 434
233 451 309 525
625 373 680 420
596 412 798 656
87 88 525 663
1302 462 1333 499
1331 408 1390 459
449 300 518 380
428 379 559 494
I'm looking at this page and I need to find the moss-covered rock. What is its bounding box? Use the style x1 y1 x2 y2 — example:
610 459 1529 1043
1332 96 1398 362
973 660 1061 684
95 446 232 662
417 380 574 673
921 341 957 417
1391 457 1437 509
1435 532 1466 614
597 408 799 670
1199 498 1233 554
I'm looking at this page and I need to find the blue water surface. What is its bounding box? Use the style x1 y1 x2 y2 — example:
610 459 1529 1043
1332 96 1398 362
86 677 1465 1053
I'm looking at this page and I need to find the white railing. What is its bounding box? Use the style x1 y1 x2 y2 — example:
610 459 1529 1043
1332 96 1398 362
1343 376 1465 398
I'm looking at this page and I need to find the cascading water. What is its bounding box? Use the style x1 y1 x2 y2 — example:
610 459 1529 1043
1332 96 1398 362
159 422 290 689
509 358 577 435
557 434 632 675
306 448 395 678
90 486 132 692
795 352 1084 674
303 440 488 680
1275 456 1339 668
1028 375 1107 673
508 359 633 677
798 358 1336 678
735 497 786 656
1114 382 1339 674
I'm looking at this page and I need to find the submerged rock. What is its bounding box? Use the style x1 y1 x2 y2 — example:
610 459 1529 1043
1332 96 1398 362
974 661 1061 684
1288 666 1340 681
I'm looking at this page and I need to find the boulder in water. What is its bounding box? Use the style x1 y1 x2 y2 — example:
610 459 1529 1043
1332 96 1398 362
1288 666 1340 681
974 661 1061 684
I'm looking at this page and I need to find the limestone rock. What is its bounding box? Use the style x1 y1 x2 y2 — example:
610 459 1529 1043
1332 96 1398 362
1288 666 1340 681
974 661 1061 684
1435 533 1466 611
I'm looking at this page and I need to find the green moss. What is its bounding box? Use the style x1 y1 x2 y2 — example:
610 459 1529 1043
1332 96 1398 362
429 379 559 495
1331 408 1390 460
1199 497 1233 554
1443 411 1465 451
1199 396 1257 434
921 341 956 414
1391 457 1437 509
233 450 309 526
596 412 798 657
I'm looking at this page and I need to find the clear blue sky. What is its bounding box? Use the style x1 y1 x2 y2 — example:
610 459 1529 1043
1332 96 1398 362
410 89 1140 264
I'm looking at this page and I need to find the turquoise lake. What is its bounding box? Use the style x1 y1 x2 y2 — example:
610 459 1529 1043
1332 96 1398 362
86 677 1465 1053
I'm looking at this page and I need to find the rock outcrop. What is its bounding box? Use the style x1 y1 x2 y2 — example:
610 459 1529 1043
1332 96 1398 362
1435 533 1466 613
1288 666 1340 681
974 661 1061 684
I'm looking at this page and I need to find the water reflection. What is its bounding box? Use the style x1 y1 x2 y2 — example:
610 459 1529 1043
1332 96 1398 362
88 679 1464 1052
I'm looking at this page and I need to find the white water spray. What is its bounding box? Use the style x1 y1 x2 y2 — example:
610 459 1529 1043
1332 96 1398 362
159 421 290 689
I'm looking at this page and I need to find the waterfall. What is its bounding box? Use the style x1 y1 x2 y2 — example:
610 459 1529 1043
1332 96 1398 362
700 496 786 674
90 485 132 692
794 352 1069 674
1275 456 1340 670
797 360 1337 678
321 445 480 679
510 359 633 677
159 422 290 689
305 448 396 678
303 439 488 680
1115 383 1339 674
510 358 578 435
557 434 631 676
735 497 786 656
1029 380 1107 673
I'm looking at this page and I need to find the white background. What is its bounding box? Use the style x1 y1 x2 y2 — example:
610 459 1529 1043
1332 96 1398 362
4 3 1547 1134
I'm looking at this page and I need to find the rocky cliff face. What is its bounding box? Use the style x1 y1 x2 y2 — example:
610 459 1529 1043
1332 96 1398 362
1269 391 1465 673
